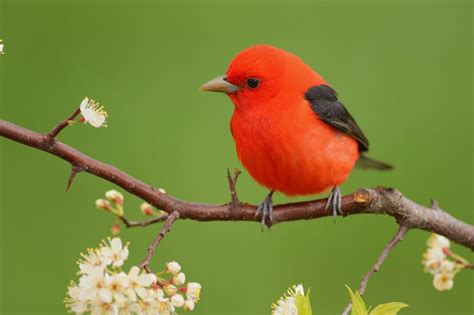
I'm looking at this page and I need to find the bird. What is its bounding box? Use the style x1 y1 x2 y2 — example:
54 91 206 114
200 45 392 227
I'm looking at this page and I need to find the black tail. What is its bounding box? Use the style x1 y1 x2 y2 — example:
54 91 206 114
356 154 393 170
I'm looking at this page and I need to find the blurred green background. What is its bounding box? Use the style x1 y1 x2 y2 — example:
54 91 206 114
0 0 472 314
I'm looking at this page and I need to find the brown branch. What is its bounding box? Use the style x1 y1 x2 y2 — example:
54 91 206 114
1 118 474 249
118 214 169 228
341 225 410 315
66 166 80 191
227 168 241 211
139 211 180 273
46 107 81 139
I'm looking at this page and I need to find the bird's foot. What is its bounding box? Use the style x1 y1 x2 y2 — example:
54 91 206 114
255 191 274 230
325 186 342 222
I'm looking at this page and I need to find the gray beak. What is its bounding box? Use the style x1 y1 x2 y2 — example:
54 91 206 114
200 75 240 94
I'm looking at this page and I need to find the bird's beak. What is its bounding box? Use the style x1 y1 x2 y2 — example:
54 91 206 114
200 75 240 94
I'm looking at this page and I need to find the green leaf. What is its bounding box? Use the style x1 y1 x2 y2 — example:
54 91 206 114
369 302 409 315
295 287 312 315
345 285 368 315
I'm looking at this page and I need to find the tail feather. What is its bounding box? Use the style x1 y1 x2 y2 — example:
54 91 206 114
356 154 393 170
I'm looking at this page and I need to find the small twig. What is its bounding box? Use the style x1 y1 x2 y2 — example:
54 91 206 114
139 211 180 273
342 225 410 315
431 199 439 210
119 214 169 228
46 107 81 139
443 248 474 270
66 166 80 191
226 168 241 211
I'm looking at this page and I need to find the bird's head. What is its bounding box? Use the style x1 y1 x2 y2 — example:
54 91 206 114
200 45 326 111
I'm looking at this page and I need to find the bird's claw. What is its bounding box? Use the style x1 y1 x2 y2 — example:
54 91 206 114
325 186 342 222
255 191 274 230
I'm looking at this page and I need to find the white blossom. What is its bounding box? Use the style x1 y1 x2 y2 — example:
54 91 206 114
103 272 129 301
421 233 470 292
171 294 185 307
272 296 298 315
272 284 306 315
423 247 446 275
186 282 201 301
0 39 4 54
172 272 186 286
100 238 129 267
79 248 107 275
293 284 304 296
440 260 455 273
66 237 201 314
183 299 195 311
78 266 107 302
427 234 450 249
79 97 108 128
433 272 454 291
166 261 181 274
105 190 124 206
164 284 178 296
126 266 157 301
66 284 88 314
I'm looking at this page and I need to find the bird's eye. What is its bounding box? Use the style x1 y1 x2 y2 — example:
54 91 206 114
246 78 260 89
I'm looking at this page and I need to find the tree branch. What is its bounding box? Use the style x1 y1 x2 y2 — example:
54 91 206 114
1 119 473 249
341 225 410 315
46 107 81 139
139 211 180 273
118 214 169 228
226 168 241 211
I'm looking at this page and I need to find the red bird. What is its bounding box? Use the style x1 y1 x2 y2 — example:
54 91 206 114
201 45 391 226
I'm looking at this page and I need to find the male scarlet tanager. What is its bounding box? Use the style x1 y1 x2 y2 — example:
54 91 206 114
200 45 391 226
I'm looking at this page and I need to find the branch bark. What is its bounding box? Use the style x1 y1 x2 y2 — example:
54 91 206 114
1 119 474 249
139 211 180 273
118 214 169 228
46 107 81 139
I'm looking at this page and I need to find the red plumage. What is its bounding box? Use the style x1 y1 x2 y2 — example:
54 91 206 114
225 45 359 196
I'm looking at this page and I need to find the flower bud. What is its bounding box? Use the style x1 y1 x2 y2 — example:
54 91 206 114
156 210 168 217
166 261 181 274
433 272 454 291
111 222 120 235
164 284 177 296
140 202 154 216
171 294 185 307
183 299 195 311
173 272 186 286
186 282 201 301
427 233 451 249
96 199 112 211
105 190 124 206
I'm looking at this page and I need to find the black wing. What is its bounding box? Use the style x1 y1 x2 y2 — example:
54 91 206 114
304 84 369 152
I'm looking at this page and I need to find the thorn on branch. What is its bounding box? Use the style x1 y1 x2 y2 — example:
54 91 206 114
431 199 440 210
226 168 242 211
139 211 180 274
66 166 81 191
47 107 81 139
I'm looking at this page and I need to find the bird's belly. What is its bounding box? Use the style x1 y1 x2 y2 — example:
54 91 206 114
231 114 358 196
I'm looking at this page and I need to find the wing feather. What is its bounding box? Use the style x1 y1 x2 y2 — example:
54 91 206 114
304 85 369 152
